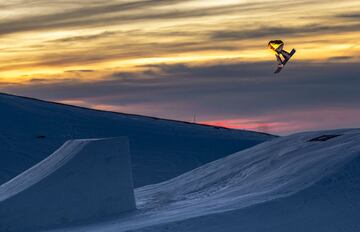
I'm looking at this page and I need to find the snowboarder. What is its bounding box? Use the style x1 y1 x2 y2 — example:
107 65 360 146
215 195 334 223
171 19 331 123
268 40 296 73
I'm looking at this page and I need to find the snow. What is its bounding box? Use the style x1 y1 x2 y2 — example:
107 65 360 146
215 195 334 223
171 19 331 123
43 129 360 232
0 93 273 187
0 138 135 232
2 93 360 232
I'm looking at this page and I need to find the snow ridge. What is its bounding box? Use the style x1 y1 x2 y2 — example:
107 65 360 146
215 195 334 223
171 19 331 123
46 129 360 232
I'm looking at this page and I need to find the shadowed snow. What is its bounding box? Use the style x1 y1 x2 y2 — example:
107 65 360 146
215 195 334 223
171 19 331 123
46 129 360 232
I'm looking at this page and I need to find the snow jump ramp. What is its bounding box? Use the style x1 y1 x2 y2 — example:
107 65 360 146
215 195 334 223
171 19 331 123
0 137 136 232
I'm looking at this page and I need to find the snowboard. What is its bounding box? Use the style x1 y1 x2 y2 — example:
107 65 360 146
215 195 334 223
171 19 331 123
274 49 296 74
282 49 296 65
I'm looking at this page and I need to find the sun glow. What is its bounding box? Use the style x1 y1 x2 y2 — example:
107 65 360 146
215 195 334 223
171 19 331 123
0 0 359 84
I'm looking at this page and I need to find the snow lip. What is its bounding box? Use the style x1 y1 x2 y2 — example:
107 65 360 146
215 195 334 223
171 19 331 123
0 137 136 232
0 139 90 202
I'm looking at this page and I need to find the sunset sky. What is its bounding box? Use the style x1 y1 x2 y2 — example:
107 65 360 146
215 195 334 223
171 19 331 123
1 0 360 134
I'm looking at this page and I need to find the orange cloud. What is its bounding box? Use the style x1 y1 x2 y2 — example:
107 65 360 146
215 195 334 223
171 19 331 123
0 0 359 83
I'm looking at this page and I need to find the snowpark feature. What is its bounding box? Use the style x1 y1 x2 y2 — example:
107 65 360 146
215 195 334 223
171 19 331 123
43 129 360 232
0 138 135 232
1 93 360 231
0 93 274 187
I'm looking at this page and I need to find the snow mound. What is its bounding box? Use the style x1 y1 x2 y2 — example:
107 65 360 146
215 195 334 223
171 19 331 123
0 137 135 232
0 93 274 187
137 129 360 213
161 152 360 232
46 129 360 232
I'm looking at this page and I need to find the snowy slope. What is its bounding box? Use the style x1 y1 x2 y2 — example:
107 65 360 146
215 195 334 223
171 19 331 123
0 93 273 187
45 129 360 232
0 138 135 232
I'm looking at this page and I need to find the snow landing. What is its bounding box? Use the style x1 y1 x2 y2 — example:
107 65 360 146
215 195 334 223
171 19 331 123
0 137 135 232
45 129 360 232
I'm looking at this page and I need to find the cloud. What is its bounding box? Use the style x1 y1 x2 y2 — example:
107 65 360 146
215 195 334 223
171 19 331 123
327 56 354 61
0 1 263 36
0 0 192 35
50 32 119 43
2 61 360 135
2 0 359 77
336 12 360 19
1 0 340 37
7 41 236 70
64 70 95 73
209 23 360 41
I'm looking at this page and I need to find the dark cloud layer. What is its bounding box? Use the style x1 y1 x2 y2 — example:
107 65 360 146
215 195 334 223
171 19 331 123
337 12 360 19
3 61 360 123
210 23 360 41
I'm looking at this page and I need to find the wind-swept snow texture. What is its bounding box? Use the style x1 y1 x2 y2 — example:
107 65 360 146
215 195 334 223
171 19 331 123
0 137 135 232
47 129 360 232
0 93 274 187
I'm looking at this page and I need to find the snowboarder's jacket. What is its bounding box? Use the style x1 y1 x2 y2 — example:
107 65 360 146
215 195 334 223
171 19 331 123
268 40 284 53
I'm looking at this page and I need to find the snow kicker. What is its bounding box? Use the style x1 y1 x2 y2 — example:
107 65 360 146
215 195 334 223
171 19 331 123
0 137 136 232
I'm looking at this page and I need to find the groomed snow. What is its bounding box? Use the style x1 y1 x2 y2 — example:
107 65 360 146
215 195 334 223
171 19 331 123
0 138 135 232
45 129 360 232
0 93 273 187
